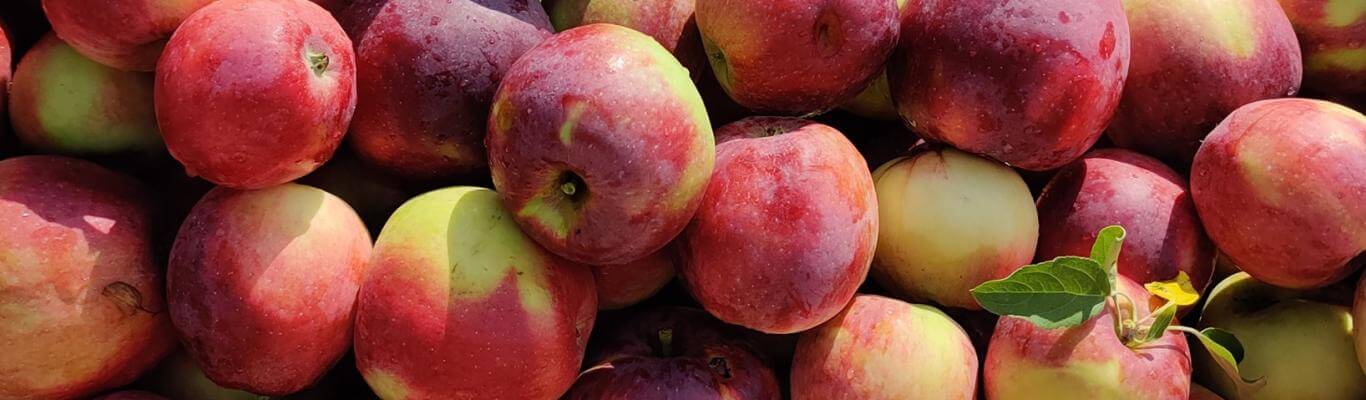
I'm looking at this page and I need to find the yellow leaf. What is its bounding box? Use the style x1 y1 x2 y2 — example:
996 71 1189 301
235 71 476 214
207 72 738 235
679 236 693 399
1145 271 1200 306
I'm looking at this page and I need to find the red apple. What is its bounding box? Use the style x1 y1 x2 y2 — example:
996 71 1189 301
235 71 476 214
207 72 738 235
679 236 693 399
1190 98 1365 289
0 156 175 399
355 187 597 399
791 295 978 399
42 0 217 71
1277 0 1365 98
550 0 705 81
1035 148 1215 293
889 0 1130 171
486 24 714 265
984 276 1192 399
681 117 876 334
155 0 356 189
696 0 899 114
565 307 781 399
1108 0 1302 167
0 23 10 136
343 0 552 180
9 33 161 155
594 246 678 310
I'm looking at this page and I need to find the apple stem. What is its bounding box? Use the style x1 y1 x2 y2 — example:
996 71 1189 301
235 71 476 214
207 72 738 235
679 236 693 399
658 329 674 358
308 52 330 77
560 181 577 197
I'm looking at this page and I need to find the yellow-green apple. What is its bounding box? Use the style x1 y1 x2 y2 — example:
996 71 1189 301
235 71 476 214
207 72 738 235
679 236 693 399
791 294 978 399
1190 98 1365 289
155 0 356 189
354 187 597 399
41 0 216 71
95 391 169 400
565 307 781 399
0 156 176 399
342 0 552 181
985 276 1192 399
298 152 410 232
1357 273 1365 372
680 117 876 333
1036 148 1214 293
594 246 678 310
889 0 1129 171
1108 0 1302 167
486 24 714 265
1277 0 1365 98
167 183 371 395
549 0 705 81
696 0 899 114
871 146 1038 309
9 33 160 156
1195 272 1366 399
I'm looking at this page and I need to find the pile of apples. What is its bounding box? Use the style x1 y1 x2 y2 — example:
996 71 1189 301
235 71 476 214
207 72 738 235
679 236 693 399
0 0 1362 399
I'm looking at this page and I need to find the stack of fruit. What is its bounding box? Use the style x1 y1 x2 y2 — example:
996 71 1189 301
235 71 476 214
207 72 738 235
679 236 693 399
0 0 1362 399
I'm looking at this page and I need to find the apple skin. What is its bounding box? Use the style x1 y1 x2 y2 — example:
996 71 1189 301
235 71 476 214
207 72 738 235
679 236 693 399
9 33 160 155
1108 0 1302 167
565 307 781 399
681 117 876 334
342 0 551 181
1356 273 1366 373
41 0 216 71
791 294 978 399
1195 272 1366 400
985 276 1192 400
486 23 714 266
550 0 705 82
594 246 678 310
94 391 169 400
354 187 597 399
1035 148 1214 293
1277 0 1365 97
155 0 356 189
1190 98 1366 289
0 156 176 399
871 146 1038 310
0 24 10 137
167 183 371 395
889 0 1129 171
696 0 899 114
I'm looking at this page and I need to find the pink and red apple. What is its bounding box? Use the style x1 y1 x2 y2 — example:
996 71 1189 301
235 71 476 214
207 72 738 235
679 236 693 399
486 24 714 265
594 246 678 310
343 0 552 181
889 0 1130 171
156 0 355 189
1036 148 1214 293
791 295 978 399
1277 0 1365 98
550 0 705 81
681 117 876 334
565 307 781 399
168 183 371 395
354 187 597 399
1108 0 1302 167
696 0 899 114
0 156 175 399
1190 98 1365 289
42 0 217 71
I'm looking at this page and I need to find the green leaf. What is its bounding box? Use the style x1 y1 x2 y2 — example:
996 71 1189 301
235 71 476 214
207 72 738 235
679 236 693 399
1140 302 1177 343
1089 225 1126 288
1201 327 1245 363
970 256 1111 329
1171 326 1265 397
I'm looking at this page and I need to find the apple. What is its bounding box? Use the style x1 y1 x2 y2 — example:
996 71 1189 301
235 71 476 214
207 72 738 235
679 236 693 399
1108 0 1302 167
167 183 370 395
1035 148 1214 292
594 246 678 310
985 276 1192 399
871 145 1038 309
838 0 909 121
0 23 10 135
41 0 216 71
9 33 160 155
1356 273 1366 373
297 152 410 232
155 0 356 189
889 0 1129 171
139 351 264 400
549 0 705 81
0 155 175 399
1195 272 1366 399
696 0 899 114
354 187 597 399
1277 0 1365 98
681 117 876 334
342 0 552 181
1190 98 1366 289
791 294 978 399
95 391 168 400
486 23 714 265
565 307 781 399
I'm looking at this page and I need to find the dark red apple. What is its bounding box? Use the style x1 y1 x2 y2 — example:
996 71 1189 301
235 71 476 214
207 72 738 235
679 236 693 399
550 0 705 81
42 0 217 71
